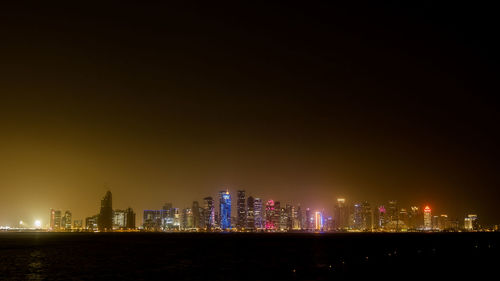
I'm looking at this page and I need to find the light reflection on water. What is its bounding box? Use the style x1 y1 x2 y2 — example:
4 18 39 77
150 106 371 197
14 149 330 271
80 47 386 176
26 250 45 281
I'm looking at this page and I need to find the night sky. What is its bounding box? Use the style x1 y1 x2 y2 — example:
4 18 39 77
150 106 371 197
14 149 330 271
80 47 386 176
1 2 499 226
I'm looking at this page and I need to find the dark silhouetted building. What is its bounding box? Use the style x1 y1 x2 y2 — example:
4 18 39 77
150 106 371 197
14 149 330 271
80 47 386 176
246 196 255 230
98 191 113 231
237 190 246 230
204 197 215 230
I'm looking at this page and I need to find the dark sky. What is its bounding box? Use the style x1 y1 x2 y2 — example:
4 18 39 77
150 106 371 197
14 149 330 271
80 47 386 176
1 2 499 226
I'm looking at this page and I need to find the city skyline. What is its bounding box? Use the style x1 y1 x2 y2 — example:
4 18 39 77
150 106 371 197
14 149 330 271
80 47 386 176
1 3 500 228
1 189 489 231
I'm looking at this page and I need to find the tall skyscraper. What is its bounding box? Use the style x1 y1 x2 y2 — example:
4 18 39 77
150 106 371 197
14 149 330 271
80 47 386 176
378 206 386 229
315 211 323 231
162 203 174 230
387 201 398 224
254 198 263 229
265 200 276 230
49 209 56 230
409 206 422 230
125 207 136 229
305 208 312 230
423 206 432 230
237 190 246 229
246 196 255 230
64 210 72 230
54 210 62 230
204 197 215 230
334 198 349 230
361 201 373 231
98 191 113 231
219 191 231 230
192 201 201 229
353 203 363 230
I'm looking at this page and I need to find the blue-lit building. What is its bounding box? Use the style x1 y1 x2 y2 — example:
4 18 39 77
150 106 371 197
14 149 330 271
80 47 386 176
219 190 231 230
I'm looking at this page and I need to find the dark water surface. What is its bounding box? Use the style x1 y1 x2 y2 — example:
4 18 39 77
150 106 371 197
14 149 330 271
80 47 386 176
1 232 499 280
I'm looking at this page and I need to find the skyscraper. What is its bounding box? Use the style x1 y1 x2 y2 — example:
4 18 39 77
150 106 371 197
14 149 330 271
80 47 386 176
98 191 113 231
265 200 276 230
125 207 136 229
246 196 255 230
237 190 246 230
254 198 263 230
315 211 323 231
54 210 62 230
219 191 231 230
334 198 349 230
64 210 72 230
49 209 56 230
378 206 386 229
204 197 215 230
305 208 312 230
192 201 202 229
423 206 432 231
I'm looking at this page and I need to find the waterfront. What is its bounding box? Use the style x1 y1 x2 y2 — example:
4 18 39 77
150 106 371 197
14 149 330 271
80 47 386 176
1 232 498 280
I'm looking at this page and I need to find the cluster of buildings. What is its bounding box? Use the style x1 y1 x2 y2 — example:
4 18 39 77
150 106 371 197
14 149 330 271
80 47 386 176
141 191 482 232
50 191 136 231
47 190 483 232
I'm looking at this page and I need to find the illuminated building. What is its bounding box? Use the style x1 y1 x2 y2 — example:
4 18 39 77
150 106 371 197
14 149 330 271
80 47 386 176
254 198 263 229
246 196 255 230
387 201 398 225
173 208 181 229
265 200 277 230
334 198 349 230
64 211 72 230
143 210 163 231
464 214 479 231
98 191 113 231
181 208 194 230
286 204 294 231
353 203 363 230
54 210 62 230
292 205 301 230
49 209 56 230
423 206 432 230
432 216 439 230
204 197 215 230
438 214 448 231
279 206 288 231
162 203 174 230
237 190 246 230
378 206 386 230
85 215 98 231
359 201 373 231
296 205 303 230
408 206 422 230
315 211 323 230
399 208 409 230
113 210 127 229
219 191 231 230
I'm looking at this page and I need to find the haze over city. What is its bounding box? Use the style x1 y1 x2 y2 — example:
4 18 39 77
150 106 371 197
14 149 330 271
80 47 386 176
1 2 499 227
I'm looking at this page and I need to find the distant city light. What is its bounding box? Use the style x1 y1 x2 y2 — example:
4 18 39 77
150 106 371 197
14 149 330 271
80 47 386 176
34 220 42 228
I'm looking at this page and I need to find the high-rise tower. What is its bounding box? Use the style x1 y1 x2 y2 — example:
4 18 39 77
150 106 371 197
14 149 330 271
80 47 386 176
237 190 246 229
218 191 231 230
98 191 113 231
